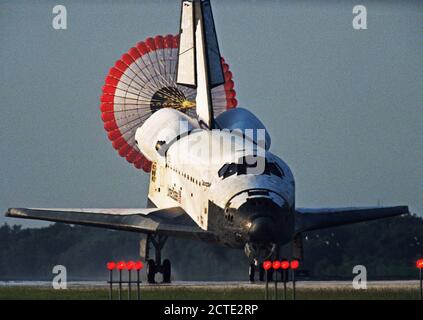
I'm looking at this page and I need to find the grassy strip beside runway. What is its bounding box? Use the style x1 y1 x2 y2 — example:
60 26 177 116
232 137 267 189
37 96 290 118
0 285 419 300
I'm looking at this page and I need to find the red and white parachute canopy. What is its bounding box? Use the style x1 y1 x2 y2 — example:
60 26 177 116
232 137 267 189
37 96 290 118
100 34 237 172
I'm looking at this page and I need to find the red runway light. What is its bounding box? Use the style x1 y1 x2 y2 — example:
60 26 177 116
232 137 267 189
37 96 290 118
263 260 272 271
417 259 423 269
106 261 116 270
117 260 126 270
272 261 281 270
134 261 144 270
281 260 290 270
290 260 299 270
126 261 135 270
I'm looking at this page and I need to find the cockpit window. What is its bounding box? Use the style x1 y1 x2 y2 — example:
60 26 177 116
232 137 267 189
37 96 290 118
265 162 283 177
218 163 237 178
218 157 284 179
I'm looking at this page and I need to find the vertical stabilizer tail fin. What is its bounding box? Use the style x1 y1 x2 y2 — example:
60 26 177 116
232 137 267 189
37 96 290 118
176 0 224 128
177 1 196 87
200 0 225 88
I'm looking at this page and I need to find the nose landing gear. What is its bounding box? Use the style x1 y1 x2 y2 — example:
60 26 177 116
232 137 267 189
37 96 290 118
245 241 276 282
141 234 172 284
247 242 279 282
249 262 274 282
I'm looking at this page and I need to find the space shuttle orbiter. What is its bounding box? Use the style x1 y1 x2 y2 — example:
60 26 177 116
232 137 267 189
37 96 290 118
6 0 409 284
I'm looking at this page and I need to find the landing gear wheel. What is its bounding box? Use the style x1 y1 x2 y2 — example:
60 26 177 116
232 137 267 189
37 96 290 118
162 259 171 283
259 265 265 282
147 259 156 284
249 264 255 282
142 234 169 284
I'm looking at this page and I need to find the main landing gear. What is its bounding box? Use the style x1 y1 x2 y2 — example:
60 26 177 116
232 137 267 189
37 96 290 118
141 234 172 284
249 235 304 282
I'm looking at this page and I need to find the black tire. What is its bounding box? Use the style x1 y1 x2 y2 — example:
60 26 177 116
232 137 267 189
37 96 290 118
259 264 265 282
147 259 156 284
249 264 255 282
162 259 171 283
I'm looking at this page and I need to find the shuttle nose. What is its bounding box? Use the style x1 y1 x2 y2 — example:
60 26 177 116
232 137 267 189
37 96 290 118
248 216 276 242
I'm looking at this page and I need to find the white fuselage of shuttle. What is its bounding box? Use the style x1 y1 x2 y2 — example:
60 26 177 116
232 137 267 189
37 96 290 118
136 107 295 257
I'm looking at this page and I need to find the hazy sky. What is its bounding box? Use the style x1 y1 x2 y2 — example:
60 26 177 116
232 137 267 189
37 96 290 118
1 0 422 227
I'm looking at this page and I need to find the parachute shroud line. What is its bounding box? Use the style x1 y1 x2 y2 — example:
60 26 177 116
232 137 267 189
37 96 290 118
100 34 237 172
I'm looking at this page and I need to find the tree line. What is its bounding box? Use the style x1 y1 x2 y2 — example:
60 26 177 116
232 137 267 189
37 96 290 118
0 214 421 281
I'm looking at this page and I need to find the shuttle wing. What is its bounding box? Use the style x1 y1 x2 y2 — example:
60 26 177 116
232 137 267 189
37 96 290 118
295 206 409 233
5 207 216 242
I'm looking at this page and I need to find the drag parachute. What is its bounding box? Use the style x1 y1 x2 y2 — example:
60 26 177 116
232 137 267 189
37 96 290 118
100 34 237 172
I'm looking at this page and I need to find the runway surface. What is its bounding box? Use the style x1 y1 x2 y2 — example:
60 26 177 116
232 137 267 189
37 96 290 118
0 280 419 289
